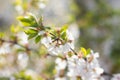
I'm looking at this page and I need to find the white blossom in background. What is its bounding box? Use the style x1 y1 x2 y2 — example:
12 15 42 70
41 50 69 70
55 77 66 80
67 51 104 80
111 74 120 80
55 58 67 70
38 2 46 9
41 30 74 55
68 23 80 40
15 5 24 14
38 31 46 36
55 58 67 80
0 43 11 54
17 52 28 69
66 30 75 49
25 69 40 80
10 76 15 80
17 32 28 45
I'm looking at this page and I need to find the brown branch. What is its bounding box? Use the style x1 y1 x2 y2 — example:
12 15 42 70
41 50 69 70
0 38 38 53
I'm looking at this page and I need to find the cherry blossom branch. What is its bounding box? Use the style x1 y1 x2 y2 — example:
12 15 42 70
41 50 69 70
0 38 38 53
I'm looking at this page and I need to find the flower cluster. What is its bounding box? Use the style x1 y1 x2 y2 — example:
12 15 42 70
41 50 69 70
41 30 74 56
67 51 104 80
0 0 119 79
16 12 106 80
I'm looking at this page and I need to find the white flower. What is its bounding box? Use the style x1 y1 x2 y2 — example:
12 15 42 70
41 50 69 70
17 32 28 45
55 58 67 70
38 31 45 35
55 58 67 79
55 77 66 80
17 52 28 69
111 74 120 80
41 30 74 55
0 43 11 54
38 2 46 9
24 69 40 80
67 51 104 80
15 5 24 14
68 23 80 40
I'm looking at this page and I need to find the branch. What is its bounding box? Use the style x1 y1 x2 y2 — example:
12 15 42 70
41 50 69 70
0 38 38 53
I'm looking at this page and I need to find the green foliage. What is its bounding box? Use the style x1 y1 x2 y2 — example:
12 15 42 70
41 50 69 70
60 25 68 41
17 13 39 27
17 13 47 43
28 33 38 40
14 71 32 80
35 35 42 43
25 29 38 35
14 70 44 80
49 25 68 43
10 25 22 33
43 60 55 78
0 32 4 38
80 47 91 57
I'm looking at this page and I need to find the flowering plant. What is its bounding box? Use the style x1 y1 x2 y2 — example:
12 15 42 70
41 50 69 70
0 0 120 80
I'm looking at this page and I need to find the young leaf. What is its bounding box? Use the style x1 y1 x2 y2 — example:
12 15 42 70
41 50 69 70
25 29 38 35
87 48 91 55
61 24 68 32
10 25 21 33
60 31 67 40
35 35 42 43
0 32 4 38
80 47 87 57
28 33 37 39
17 13 38 27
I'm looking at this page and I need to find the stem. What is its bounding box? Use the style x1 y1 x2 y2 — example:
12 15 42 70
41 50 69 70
70 47 77 55
102 72 113 77
0 38 38 53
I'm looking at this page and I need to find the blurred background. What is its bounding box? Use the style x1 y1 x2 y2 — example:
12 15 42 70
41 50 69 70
0 0 120 80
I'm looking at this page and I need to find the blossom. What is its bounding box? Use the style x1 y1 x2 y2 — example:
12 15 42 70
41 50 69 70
67 51 104 80
55 77 66 80
55 58 67 80
38 2 46 9
41 30 74 55
111 74 120 80
0 43 11 54
17 52 28 69
55 58 67 70
15 5 24 14
17 32 28 45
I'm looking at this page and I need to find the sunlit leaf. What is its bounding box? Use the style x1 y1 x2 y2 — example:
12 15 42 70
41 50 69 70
17 13 38 27
35 35 42 43
28 33 38 39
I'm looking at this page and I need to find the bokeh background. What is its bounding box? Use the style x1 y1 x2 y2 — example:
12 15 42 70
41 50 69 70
0 0 120 80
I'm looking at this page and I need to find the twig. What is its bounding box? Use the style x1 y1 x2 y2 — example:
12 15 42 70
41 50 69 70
0 38 38 53
70 47 77 55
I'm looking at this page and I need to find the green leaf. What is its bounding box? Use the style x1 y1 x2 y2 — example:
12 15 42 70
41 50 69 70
60 25 68 41
80 47 91 57
17 13 38 27
25 29 38 35
45 26 51 30
87 48 91 55
61 24 68 32
28 33 37 39
60 31 67 40
10 25 21 33
35 35 42 43
80 47 87 57
0 32 4 38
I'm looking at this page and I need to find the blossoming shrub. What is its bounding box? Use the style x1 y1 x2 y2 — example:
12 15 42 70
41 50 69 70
0 0 120 80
